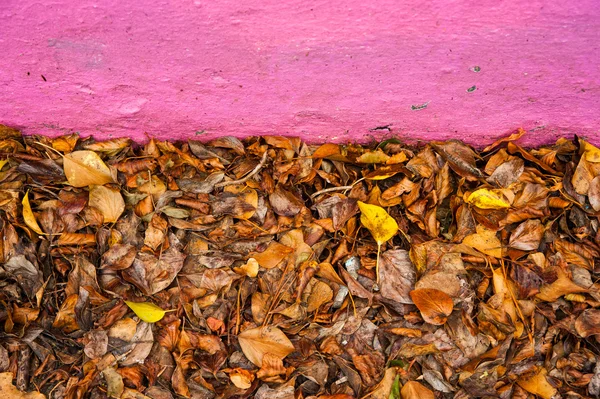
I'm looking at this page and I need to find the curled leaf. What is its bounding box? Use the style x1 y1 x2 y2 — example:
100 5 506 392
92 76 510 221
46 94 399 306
22 191 43 235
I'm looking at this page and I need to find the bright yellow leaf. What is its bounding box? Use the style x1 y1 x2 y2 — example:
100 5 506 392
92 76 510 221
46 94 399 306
357 201 398 245
0 159 8 170
63 150 113 187
466 188 510 209
358 201 399 283
125 301 168 323
22 191 43 235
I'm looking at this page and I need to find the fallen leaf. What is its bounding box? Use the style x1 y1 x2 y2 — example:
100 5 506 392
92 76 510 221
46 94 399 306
234 257 259 277
575 309 600 338
401 381 435 399
229 368 255 389
516 368 557 399
22 191 43 235
89 185 125 223
463 225 503 258
0 372 45 399
508 219 543 251
379 250 415 304
466 188 511 209
125 301 169 323
358 201 398 282
238 326 295 367
409 288 454 325
63 150 113 187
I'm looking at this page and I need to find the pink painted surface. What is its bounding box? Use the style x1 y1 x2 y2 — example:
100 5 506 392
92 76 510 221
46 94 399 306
0 0 598 145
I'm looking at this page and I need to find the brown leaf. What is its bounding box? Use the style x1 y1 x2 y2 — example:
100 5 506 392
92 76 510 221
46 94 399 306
269 186 304 216
575 309 600 338
509 219 543 251
409 288 454 325
238 326 295 367
401 381 435 399
379 250 415 304
122 248 185 295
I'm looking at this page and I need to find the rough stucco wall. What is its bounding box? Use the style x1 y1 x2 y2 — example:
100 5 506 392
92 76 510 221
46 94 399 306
0 0 598 145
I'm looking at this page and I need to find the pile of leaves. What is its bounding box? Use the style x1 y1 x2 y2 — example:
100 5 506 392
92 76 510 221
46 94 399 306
1 125 600 399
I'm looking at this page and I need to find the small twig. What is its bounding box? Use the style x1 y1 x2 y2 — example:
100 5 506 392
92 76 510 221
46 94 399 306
310 185 354 199
310 177 365 199
215 151 268 188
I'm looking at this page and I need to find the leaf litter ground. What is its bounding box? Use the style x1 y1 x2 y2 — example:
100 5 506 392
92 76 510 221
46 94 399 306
1 126 600 399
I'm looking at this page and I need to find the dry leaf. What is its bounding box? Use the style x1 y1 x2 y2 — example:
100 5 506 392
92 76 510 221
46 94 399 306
22 191 43 235
0 372 45 399
401 381 435 399
63 150 113 187
89 185 125 223
238 326 295 367
409 288 454 325
234 258 259 277
230 368 255 389
516 368 557 399
463 225 503 258
508 219 543 251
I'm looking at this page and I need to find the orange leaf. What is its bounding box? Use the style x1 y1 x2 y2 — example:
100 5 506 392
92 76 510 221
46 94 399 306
409 288 453 325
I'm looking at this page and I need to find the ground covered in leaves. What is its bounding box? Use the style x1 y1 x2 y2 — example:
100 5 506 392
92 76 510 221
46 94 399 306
1 126 600 399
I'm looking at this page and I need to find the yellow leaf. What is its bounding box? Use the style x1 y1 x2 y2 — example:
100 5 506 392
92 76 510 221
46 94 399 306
0 372 46 399
89 185 125 223
64 150 113 187
583 140 600 163
357 201 398 245
517 368 557 399
238 326 295 367
0 159 8 170
356 149 390 164
466 188 510 209
125 301 168 323
22 191 43 235
462 225 503 258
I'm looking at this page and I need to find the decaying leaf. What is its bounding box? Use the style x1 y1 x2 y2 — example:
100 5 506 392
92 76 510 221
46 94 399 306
1 129 598 398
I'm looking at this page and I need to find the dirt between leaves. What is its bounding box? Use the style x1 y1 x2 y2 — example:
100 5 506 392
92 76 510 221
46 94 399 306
1 125 600 399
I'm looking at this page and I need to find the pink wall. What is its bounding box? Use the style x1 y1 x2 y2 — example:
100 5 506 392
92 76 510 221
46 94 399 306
0 0 598 145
